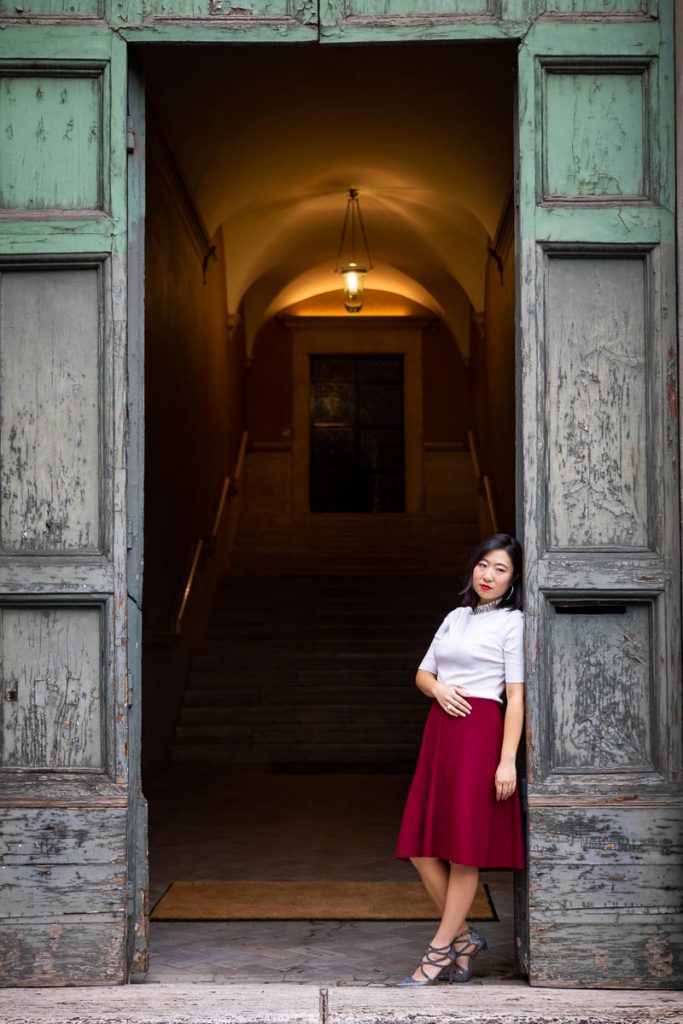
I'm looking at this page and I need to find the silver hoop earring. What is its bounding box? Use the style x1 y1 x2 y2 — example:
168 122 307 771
506 585 515 600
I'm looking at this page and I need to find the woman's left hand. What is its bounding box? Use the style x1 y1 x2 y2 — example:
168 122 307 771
494 759 517 801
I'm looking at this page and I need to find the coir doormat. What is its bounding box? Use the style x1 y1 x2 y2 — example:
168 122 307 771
151 880 496 921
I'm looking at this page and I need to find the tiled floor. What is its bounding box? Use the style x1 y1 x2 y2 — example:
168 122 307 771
146 767 521 986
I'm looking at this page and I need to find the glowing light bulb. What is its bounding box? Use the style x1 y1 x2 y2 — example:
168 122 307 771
340 262 367 313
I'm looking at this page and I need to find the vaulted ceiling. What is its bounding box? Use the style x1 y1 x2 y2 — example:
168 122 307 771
141 42 515 357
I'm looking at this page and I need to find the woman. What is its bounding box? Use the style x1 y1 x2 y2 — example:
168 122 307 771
395 533 525 986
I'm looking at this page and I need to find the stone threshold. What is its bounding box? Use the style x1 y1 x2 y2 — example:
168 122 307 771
1 982 682 1024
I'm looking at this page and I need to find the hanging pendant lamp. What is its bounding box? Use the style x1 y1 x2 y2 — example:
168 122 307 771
335 188 373 313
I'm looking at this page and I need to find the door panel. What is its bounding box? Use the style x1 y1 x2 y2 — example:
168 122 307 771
543 70 647 199
116 0 317 40
0 73 103 210
518 13 681 987
545 254 651 551
0 28 131 986
546 603 654 773
320 0 533 42
0 0 102 15
2 606 104 769
0 266 102 553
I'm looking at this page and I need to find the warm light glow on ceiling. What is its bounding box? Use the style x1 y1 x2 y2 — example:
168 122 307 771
282 289 433 318
263 262 443 323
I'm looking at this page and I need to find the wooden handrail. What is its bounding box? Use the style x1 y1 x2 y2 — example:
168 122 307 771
234 430 248 484
210 476 231 543
146 430 249 643
483 475 499 534
175 538 204 634
467 429 481 482
210 430 248 543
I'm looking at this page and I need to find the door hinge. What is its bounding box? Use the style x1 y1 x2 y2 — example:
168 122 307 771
126 116 136 155
127 671 134 709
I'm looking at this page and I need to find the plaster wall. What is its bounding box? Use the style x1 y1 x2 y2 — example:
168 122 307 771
422 319 470 444
247 318 293 448
142 120 245 778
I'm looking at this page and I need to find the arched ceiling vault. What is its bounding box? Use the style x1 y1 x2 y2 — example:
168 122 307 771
141 41 515 358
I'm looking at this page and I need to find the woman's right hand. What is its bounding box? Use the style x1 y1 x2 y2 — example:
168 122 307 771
433 681 472 717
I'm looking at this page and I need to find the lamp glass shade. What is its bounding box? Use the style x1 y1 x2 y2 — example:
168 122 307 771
340 262 367 313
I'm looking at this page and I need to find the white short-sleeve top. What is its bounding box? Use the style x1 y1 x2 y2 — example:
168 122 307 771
419 606 525 704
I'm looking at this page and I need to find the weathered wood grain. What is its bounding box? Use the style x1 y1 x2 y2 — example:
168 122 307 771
528 805 683 985
529 805 683 864
519 11 680 988
348 0 490 14
529 863 681 911
529 915 682 988
0 74 102 211
0 771 126 805
543 0 651 11
0 267 101 554
125 62 149 979
536 556 669 590
1 607 103 769
544 68 647 199
0 806 126 864
1 864 126 916
142 0 308 16
133 0 317 26
546 602 654 773
0 0 102 16
0 920 125 987
535 206 663 246
545 255 649 551
0 31 131 986
0 559 115 594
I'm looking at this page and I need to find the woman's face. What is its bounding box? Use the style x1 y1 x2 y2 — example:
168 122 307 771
471 547 515 604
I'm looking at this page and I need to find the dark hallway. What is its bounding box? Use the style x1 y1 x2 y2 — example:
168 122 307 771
138 41 520 984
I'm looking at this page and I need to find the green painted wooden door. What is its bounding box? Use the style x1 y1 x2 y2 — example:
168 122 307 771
517 15 681 987
318 0 683 991
0 28 135 985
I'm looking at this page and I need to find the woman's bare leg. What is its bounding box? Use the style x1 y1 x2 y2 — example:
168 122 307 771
409 856 449 913
408 861 480 981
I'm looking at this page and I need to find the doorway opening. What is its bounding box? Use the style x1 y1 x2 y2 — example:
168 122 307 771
136 40 520 984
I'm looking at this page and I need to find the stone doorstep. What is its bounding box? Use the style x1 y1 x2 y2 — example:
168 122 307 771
1 983 682 1024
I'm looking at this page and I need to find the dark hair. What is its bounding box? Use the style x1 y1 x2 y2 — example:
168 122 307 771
459 533 523 612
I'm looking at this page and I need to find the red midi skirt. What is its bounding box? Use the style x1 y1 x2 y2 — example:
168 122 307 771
396 698 526 869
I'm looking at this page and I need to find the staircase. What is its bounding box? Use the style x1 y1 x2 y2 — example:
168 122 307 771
229 513 479 575
172 515 480 767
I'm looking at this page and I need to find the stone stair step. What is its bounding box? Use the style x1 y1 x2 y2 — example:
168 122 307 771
173 540 476 763
175 719 425 741
171 741 420 764
187 667 419 686
191 652 419 670
179 705 428 726
183 688 426 707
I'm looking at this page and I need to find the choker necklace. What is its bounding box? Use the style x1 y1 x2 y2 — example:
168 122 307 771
472 597 503 615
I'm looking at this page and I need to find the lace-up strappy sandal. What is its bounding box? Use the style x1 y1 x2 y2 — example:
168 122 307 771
450 926 489 983
396 942 457 986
